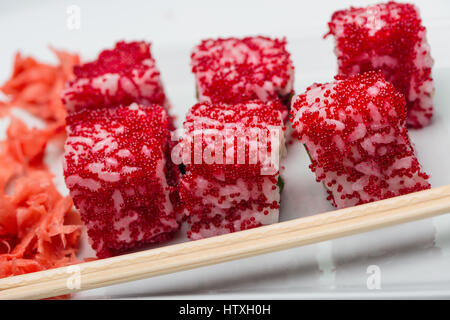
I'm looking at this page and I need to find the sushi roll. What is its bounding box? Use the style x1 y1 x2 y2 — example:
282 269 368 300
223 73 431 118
179 100 286 239
326 1 434 128
63 104 179 257
190 36 294 117
62 41 170 114
290 71 430 209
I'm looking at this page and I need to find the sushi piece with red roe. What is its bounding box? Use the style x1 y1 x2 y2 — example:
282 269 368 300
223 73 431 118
178 100 286 240
62 41 171 115
63 104 179 257
290 71 430 209
190 36 294 118
326 1 434 128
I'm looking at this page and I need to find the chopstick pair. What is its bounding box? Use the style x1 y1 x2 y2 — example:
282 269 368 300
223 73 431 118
1 184 450 300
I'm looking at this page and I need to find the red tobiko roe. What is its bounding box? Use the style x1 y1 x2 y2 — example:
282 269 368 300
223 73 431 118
64 104 179 258
191 36 294 117
326 1 434 128
290 71 430 209
73 41 151 77
62 41 170 116
180 100 285 240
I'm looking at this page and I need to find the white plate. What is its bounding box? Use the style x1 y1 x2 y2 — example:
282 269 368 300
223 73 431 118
1 0 450 299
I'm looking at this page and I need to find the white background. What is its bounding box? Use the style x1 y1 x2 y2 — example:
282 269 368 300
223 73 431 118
1 0 450 299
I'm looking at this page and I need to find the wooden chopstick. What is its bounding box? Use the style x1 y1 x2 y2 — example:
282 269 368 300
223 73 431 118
1 185 450 300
